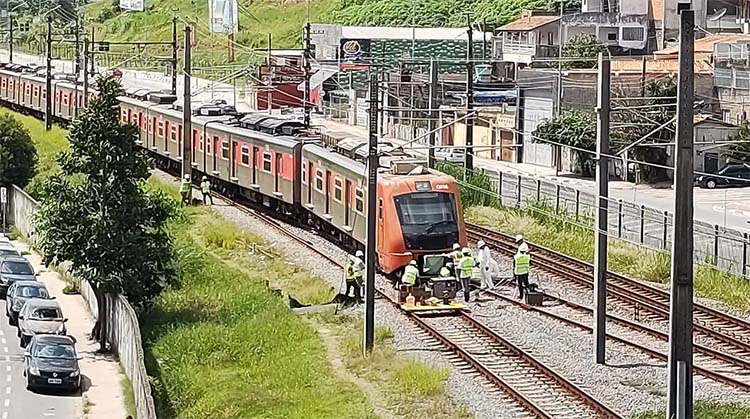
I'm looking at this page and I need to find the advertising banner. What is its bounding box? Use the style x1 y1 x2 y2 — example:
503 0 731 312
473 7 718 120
209 0 238 33
339 38 370 70
119 0 144 12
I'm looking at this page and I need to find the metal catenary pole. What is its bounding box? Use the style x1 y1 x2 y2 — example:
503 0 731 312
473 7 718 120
304 21 311 128
171 16 178 96
465 15 474 171
83 33 88 107
45 15 52 131
182 24 192 183
427 59 438 168
364 71 379 355
593 52 610 365
8 13 12 63
666 9 695 419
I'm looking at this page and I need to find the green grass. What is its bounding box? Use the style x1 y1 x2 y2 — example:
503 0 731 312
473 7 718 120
0 109 69 200
142 181 369 419
314 311 473 419
119 366 138 419
634 400 750 419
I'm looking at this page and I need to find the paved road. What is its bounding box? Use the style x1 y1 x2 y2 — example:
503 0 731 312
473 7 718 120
0 295 81 419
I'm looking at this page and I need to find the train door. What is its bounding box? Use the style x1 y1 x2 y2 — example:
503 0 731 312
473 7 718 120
325 170 331 215
252 146 259 185
345 180 352 227
274 153 282 193
307 161 313 205
377 197 384 252
151 117 157 149
231 139 238 179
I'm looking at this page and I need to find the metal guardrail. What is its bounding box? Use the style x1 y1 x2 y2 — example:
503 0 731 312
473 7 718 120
7 185 157 419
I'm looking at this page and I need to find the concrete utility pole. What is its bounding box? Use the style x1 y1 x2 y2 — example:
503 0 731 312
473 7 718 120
303 21 311 128
7 14 12 63
427 59 438 168
182 24 192 183
267 33 273 112
45 15 52 131
465 14 474 171
364 71 379 355
89 27 95 75
593 52 610 365
667 9 695 419
73 13 80 117
171 16 178 96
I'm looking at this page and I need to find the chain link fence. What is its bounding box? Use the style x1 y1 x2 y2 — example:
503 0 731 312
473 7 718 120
446 164 750 278
7 185 157 419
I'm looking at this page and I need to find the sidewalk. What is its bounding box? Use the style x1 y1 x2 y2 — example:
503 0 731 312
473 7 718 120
13 240 128 419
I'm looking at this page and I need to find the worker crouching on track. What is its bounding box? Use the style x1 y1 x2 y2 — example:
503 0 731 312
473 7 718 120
514 243 531 300
345 250 365 303
180 174 192 206
457 247 474 302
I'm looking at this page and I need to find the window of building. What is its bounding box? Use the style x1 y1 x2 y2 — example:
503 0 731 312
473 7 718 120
355 188 364 214
334 177 343 202
263 152 272 172
723 110 731 123
221 139 230 159
622 27 644 42
607 32 618 41
315 169 324 192
241 145 250 166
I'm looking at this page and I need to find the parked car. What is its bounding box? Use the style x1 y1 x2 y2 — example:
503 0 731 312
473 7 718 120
697 164 750 189
6 281 50 326
17 299 66 348
0 256 35 297
434 147 465 164
24 335 81 392
0 242 20 258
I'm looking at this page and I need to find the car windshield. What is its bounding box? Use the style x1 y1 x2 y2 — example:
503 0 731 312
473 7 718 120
33 343 75 360
30 308 61 320
394 192 458 226
18 286 48 298
0 249 18 256
1 261 33 275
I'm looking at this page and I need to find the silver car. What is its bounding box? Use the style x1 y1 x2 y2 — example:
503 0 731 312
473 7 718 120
6 281 50 326
18 299 67 348
434 147 466 164
0 256 35 297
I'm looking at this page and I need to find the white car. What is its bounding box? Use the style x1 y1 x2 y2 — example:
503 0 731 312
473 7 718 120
17 299 67 348
434 147 465 164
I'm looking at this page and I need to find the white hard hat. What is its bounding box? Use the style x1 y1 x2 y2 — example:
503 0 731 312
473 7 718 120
355 250 364 258
409 260 417 266
184 174 190 180
514 234 524 243
453 243 460 250
462 247 471 255
202 176 207 180
349 255 357 262
519 243 529 253
477 240 486 248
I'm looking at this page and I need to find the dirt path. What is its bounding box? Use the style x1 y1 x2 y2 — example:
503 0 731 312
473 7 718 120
315 326 399 419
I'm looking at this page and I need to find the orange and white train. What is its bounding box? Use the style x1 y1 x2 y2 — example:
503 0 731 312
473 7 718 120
0 63 466 276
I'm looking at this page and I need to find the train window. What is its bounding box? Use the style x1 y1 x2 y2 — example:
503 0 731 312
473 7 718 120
378 198 383 220
206 137 212 154
315 169 324 192
221 140 230 160
262 152 272 172
334 178 343 203
240 146 250 166
301 163 306 184
121 109 128 123
198 133 204 151
148 119 153 133
355 188 364 214
170 125 177 142
158 121 164 137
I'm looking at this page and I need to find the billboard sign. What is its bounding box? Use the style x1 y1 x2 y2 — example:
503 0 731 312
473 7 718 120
339 38 370 70
119 0 144 12
209 0 238 33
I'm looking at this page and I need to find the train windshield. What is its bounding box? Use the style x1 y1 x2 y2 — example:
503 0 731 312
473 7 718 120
394 192 459 251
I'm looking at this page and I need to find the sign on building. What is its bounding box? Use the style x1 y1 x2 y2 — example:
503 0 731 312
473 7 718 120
339 38 370 69
209 0 238 33
119 0 144 12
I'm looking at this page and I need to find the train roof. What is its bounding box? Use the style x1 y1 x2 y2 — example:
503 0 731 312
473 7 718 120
304 143 365 174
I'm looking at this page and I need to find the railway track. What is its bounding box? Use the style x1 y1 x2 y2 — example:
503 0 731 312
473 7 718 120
480 286 750 392
466 223 750 361
212 192 623 418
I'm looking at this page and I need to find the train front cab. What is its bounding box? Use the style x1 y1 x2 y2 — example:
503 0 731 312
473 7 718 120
377 172 466 275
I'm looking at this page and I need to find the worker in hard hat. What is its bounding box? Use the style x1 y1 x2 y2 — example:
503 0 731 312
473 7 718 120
514 243 531 300
457 247 474 302
200 176 213 205
180 174 191 205
402 260 419 292
448 243 462 277
515 234 524 249
345 250 365 303
475 240 494 289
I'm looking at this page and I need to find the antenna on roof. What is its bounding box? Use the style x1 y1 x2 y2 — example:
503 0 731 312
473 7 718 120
708 8 727 21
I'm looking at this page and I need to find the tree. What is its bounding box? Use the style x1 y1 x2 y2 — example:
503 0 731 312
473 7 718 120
35 76 176 350
0 113 37 188
723 124 750 164
533 109 597 176
561 34 607 69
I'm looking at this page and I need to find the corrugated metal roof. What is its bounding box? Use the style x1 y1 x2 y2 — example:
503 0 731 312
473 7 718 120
498 15 559 31
656 34 750 55
340 26 489 41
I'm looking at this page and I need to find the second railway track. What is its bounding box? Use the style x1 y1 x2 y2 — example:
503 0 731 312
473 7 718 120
467 223 750 361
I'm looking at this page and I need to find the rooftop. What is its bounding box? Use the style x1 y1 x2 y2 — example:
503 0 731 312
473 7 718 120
334 25 490 41
655 33 750 55
498 13 559 32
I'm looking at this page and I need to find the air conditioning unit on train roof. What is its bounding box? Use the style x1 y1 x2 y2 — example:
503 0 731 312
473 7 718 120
390 159 429 175
148 93 177 105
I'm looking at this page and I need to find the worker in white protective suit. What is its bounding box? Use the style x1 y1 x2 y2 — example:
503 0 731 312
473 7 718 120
475 240 495 289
